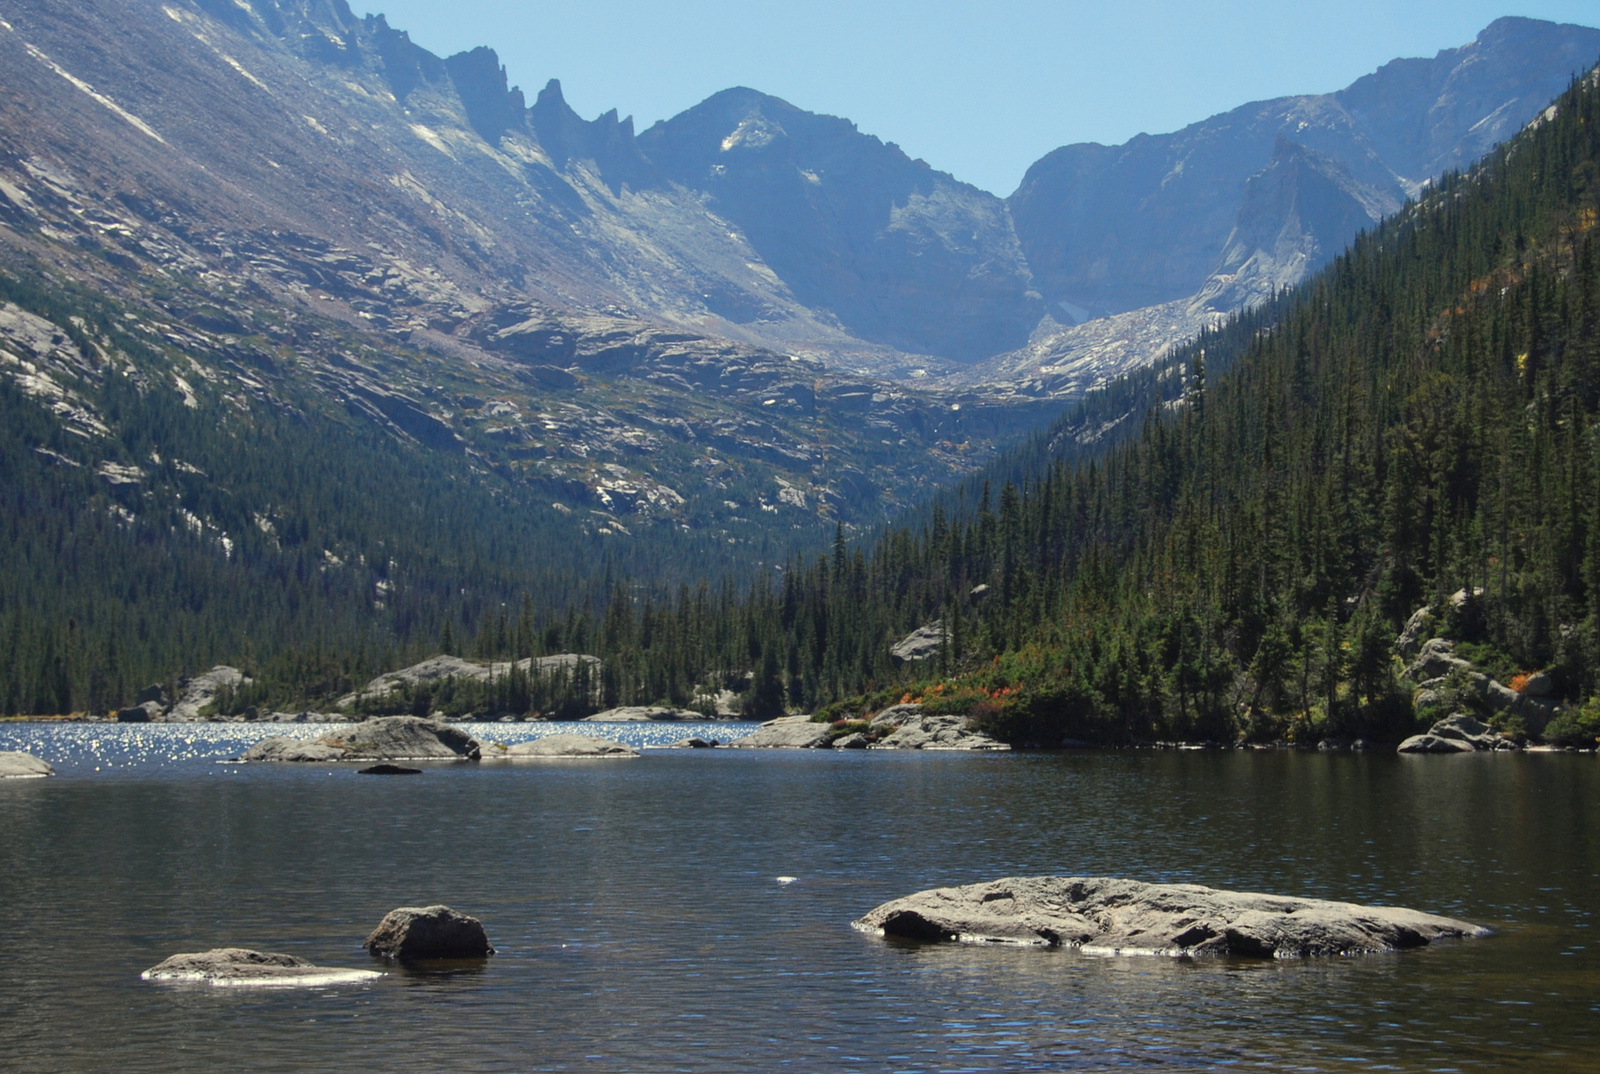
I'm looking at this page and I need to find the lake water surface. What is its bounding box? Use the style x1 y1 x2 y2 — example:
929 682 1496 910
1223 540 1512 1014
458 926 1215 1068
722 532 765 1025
1 722 1596 1072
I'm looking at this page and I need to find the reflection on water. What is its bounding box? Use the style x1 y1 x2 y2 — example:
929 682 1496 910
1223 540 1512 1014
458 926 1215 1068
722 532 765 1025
0 727 1596 1072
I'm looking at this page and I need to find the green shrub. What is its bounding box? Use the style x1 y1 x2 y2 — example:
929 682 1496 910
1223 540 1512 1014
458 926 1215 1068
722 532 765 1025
1541 700 1600 748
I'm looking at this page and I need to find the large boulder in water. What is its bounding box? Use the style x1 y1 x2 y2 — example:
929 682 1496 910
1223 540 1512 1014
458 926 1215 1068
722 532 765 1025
240 717 480 762
141 948 381 985
364 905 494 962
501 733 638 758
854 876 1488 958
0 751 53 778
726 714 833 748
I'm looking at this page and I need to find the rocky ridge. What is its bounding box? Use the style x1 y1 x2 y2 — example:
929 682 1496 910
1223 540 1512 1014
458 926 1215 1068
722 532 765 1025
0 0 1070 603
982 17 1600 395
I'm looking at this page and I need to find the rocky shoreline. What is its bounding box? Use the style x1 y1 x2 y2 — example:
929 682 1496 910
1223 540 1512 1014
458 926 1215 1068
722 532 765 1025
13 599 1600 754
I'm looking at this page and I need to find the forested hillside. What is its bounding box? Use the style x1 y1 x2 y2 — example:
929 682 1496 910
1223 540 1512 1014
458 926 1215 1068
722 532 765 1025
825 68 1600 743
568 66 1600 744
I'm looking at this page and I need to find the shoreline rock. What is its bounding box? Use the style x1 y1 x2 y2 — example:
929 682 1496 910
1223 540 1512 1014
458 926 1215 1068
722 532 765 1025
867 706 1009 751
855 876 1488 958
364 905 494 962
726 715 834 749
240 716 481 763
141 948 381 986
1398 713 1514 753
0 750 54 778
582 706 699 722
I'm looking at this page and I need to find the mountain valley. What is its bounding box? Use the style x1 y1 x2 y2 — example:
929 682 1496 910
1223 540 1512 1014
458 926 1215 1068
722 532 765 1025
1 0 1598 714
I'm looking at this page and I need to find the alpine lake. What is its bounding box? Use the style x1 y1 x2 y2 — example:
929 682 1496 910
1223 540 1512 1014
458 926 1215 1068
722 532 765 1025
0 721 1595 1073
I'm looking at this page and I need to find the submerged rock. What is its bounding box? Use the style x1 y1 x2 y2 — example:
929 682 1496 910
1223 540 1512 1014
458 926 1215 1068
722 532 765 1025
501 733 638 758
854 876 1488 958
141 948 381 986
0 750 53 778
364 905 494 962
662 737 718 748
240 716 481 763
358 763 423 775
726 714 833 749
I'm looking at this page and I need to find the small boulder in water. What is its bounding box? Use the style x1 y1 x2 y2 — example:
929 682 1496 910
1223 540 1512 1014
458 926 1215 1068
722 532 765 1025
364 905 494 962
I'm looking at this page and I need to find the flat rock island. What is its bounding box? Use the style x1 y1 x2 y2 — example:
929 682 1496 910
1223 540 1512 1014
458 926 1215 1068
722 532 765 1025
854 876 1489 958
141 948 382 986
497 733 638 758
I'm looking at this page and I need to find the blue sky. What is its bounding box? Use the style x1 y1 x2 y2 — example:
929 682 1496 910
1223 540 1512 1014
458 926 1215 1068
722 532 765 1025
365 1 1600 195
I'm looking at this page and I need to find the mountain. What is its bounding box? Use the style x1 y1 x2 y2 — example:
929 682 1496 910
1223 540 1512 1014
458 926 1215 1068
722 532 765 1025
637 89 1042 362
992 16 1600 393
0 0 1596 712
1011 16 1600 322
